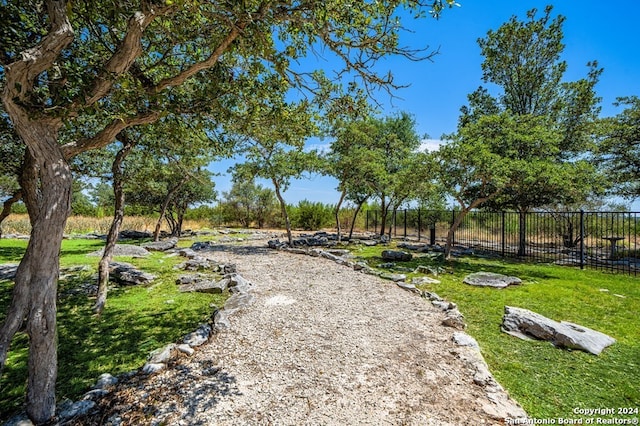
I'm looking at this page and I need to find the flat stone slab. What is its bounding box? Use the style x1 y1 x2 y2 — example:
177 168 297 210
463 272 521 289
88 244 151 258
142 237 179 251
381 250 412 262
501 306 616 355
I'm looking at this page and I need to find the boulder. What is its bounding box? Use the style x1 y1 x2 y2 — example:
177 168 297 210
442 309 466 330
381 250 412 262
501 306 616 355
118 230 152 239
109 262 155 285
0 264 18 280
184 324 213 347
380 272 406 282
463 272 521 289
142 237 179 252
88 244 151 258
178 277 227 294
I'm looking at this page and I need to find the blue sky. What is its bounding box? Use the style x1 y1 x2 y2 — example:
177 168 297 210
209 1 640 207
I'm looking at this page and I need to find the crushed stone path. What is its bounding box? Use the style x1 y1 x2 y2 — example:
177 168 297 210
81 242 526 425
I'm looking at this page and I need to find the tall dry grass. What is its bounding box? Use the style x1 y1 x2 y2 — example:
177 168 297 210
0 214 211 236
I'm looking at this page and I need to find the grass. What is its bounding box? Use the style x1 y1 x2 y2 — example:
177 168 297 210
0 237 227 421
350 244 640 420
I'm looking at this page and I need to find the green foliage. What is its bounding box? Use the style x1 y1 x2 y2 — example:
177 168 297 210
598 96 640 199
0 238 226 421
454 5 603 214
290 200 334 231
352 244 640 419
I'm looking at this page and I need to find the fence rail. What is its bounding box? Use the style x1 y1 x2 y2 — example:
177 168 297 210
363 209 640 275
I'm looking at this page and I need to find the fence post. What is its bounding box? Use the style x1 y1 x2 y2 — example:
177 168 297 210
403 209 407 239
365 210 369 232
580 209 585 270
451 209 456 244
417 208 422 241
501 211 506 257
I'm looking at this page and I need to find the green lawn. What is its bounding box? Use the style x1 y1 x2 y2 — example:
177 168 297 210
0 237 227 421
351 244 640 420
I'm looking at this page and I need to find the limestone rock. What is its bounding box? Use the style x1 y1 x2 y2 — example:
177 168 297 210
184 324 213 347
452 332 480 351
57 400 96 423
142 362 166 374
380 272 406 282
109 262 156 285
142 237 179 252
463 272 521 289
94 373 118 389
442 308 466 330
396 281 421 294
88 244 151 258
0 264 18 280
411 276 441 285
501 306 616 355
381 250 412 262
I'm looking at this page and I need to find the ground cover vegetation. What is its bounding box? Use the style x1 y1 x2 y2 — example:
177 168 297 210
0 1 463 420
0 237 227 421
2 1 640 423
350 243 640 420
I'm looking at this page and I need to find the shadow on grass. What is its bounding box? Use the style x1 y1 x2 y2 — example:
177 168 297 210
0 245 26 263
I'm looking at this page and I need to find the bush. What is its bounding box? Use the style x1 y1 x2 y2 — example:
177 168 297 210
290 200 333 231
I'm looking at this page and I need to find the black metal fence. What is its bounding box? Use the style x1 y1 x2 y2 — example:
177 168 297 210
364 209 640 275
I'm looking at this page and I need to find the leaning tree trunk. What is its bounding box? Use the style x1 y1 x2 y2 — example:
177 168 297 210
348 197 367 241
0 139 72 423
334 190 346 242
273 181 293 246
444 197 492 260
94 137 134 314
0 190 22 239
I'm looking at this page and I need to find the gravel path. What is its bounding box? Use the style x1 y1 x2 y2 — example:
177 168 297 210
82 242 526 425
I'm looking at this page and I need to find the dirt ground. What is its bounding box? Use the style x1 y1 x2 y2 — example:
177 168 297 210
77 241 527 425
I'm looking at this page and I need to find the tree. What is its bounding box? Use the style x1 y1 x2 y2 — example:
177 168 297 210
598 97 640 199
0 1 457 421
451 5 603 256
221 178 276 228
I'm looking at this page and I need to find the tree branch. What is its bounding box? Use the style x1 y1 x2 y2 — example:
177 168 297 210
61 112 161 159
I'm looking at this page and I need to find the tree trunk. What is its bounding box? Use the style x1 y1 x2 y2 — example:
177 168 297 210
379 195 387 237
0 190 22 239
334 190 346 242
0 134 72 423
273 181 292 245
517 208 527 257
94 137 134 314
348 198 367 241
153 176 189 241
445 197 492 260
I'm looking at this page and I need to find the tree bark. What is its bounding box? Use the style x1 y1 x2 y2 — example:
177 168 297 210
379 195 387 237
348 198 367 241
153 176 190 241
334 190 346 242
0 132 72 424
0 190 23 239
517 208 527 257
273 181 293 245
445 197 492 260
94 136 135 314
